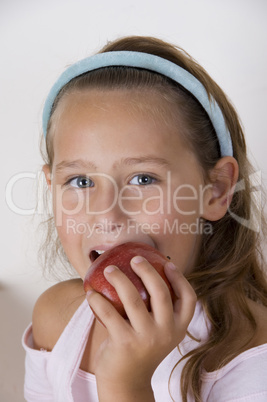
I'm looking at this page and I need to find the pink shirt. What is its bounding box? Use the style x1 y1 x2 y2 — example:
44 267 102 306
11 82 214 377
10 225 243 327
22 300 267 401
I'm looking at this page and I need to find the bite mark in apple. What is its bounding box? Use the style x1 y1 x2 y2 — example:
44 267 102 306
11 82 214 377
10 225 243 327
84 242 175 319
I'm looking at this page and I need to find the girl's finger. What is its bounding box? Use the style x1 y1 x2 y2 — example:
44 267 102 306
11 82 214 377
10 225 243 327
86 285 131 337
102 264 153 332
164 262 197 329
130 256 174 325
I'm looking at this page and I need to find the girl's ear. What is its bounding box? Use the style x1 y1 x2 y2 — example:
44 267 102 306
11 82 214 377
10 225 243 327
42 164 52 191
202 157 239 221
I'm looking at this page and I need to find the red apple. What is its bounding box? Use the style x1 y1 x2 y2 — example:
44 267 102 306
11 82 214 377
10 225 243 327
83 242 175 319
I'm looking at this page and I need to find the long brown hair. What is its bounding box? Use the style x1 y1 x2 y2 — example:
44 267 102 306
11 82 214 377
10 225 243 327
41 36 267 400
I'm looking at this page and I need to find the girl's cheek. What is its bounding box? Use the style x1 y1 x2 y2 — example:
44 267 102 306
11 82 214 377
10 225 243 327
53 187 87 227
55 211 86 249
122 184 201 222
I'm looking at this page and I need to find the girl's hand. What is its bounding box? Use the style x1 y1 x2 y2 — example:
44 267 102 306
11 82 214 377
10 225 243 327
86 257 196 401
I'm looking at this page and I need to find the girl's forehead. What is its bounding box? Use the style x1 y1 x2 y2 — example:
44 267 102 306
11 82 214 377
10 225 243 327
54 87 183 128
51 88 194 166
55 90 177 135
51 88 189 151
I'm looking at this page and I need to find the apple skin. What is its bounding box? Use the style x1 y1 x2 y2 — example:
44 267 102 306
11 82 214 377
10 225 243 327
83 242 175 319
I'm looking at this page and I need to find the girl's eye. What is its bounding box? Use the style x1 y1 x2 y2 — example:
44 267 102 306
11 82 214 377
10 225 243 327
129 174 156 186
68 176 94 188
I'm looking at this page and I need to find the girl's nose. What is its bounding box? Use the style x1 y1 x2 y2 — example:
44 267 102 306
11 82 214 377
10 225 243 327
88 178 126 231
92 203 125 233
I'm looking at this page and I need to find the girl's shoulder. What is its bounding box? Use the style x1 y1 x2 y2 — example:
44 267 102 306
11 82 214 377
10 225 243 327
32 278 86 351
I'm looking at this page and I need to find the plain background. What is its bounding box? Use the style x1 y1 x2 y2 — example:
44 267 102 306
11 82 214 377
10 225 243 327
1 0 267 400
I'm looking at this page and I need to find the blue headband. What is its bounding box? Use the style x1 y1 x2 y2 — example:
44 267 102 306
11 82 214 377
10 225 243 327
42 51 233 157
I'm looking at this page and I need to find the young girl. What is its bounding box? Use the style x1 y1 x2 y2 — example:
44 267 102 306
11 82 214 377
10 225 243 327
22 36 267 401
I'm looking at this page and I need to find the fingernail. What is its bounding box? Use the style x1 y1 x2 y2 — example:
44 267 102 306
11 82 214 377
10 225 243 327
132 256 144 264
104 265 116 273
86 290 93 297
165 261 176 270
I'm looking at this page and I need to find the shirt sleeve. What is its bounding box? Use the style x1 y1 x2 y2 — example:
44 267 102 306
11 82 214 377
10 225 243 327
205 345 267 402
22 324 54 402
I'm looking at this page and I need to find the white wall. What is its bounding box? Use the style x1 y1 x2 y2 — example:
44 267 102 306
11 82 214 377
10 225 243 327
1 0 267 400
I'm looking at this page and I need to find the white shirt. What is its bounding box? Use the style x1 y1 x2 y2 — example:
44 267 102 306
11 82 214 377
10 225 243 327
22 300 267 401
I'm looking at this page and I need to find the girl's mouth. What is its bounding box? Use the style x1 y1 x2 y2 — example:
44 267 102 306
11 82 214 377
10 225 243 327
89 250 105 262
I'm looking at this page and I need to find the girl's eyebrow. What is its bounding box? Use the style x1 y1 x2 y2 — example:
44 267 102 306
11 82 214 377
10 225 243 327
118 156 170 168
55 159 97 173
55 156 170 173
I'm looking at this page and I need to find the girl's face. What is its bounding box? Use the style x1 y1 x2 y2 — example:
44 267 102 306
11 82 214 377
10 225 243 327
48 89 210 279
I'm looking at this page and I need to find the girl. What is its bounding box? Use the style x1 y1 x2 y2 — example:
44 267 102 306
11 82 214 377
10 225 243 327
22 36 267 401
